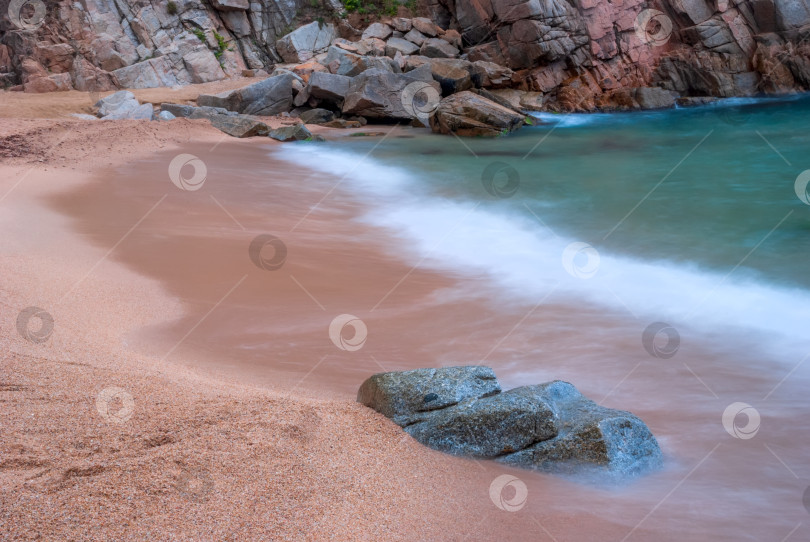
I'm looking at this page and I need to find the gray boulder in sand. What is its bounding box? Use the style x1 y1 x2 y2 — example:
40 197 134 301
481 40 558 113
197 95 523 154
498 381 663 477
357 365 500 426
268 124 312 142
104 102 154 120
299 108 335 124
404 386 558 457
209 114 271 138
198 74 293 116
96 90 137 117
160 103 237 119
357 367 662 478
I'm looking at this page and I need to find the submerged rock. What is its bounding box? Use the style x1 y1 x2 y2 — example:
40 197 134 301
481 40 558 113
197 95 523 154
357 367 662 478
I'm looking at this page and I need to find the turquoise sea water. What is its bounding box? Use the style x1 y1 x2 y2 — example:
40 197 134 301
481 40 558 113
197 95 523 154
279 95 810 363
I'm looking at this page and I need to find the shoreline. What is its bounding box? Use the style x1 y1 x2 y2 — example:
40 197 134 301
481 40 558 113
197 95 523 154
2 95 809 540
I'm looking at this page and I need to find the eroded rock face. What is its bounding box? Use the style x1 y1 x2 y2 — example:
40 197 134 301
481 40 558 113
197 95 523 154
358 367 663 478
0 0 309 91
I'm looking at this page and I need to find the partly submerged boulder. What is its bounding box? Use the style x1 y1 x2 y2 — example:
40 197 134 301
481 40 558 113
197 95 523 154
357 365 501 426
498 381 663 477
357 367 662 478
404 386 558 457
430 91 526 137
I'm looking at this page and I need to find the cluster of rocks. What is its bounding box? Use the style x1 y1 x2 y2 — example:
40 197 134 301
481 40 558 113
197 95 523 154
357 366 663 478
4 0 810 115
168 16 546 137
86 89 315 142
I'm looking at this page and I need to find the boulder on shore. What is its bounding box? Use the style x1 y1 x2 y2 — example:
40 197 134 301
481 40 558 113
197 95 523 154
357 366 501 426
342 65 441 120
357 366 662 478
429 91 526 137
498 381 663 477
197 74 293 116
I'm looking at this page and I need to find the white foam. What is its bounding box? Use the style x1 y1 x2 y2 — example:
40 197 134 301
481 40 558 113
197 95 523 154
276 145 810 360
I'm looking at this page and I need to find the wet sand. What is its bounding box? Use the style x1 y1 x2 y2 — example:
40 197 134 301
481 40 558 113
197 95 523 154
2 112 809 540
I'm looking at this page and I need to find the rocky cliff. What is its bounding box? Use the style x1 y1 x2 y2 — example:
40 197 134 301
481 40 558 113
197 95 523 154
2 0 810 109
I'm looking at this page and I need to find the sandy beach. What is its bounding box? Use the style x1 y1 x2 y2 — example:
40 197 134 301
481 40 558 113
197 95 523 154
0 99 597 541
2 88 809 542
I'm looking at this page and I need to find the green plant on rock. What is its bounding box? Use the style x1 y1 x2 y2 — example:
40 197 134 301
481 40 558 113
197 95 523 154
167 1 178 15
213 32 228 60
343 0 361 12
191 28 206 43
